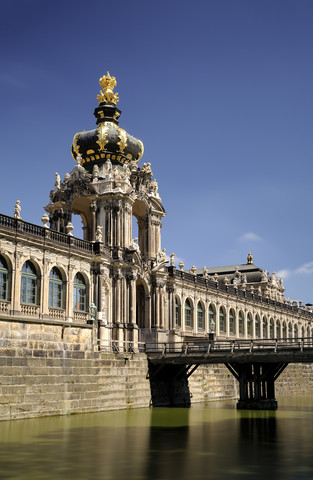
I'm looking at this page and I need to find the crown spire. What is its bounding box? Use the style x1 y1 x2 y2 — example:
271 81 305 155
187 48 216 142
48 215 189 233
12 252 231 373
97 71 119 105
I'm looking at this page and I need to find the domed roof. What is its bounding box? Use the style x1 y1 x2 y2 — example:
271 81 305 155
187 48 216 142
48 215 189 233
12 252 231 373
71 72 144 172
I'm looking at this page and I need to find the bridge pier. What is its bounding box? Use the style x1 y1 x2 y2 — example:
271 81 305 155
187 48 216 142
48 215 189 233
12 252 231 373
147 362 197 407
226 362 288 410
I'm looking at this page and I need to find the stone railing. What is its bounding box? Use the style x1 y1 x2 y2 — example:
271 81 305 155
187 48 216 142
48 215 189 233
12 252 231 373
73 311 89 323
48 308 66 320
0 213 93 253
0 301 10 314
21 304 40 317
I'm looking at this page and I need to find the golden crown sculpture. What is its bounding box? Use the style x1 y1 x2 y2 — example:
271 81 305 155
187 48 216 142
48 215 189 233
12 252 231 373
97 71 119 105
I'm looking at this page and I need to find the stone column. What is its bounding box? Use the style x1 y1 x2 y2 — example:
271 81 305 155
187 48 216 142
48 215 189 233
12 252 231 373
89 200 97 242
126 272 138 349
167 285 175 331
216 304 220 336
67 265 74 321
155 284 160 328
41 258 49 317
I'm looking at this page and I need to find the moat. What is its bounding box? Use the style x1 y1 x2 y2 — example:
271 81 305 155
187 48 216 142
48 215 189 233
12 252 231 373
1 394 313 480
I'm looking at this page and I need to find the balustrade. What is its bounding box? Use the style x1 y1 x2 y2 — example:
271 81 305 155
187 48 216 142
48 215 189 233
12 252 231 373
48 308 66 320
21 304 40 317
0 301 10 314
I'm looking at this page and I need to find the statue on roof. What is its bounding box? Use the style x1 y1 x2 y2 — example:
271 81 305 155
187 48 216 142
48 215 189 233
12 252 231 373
247 252 253 265
14 200 21 219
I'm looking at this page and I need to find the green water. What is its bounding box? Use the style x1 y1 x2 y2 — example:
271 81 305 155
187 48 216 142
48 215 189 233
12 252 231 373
1 395 313 480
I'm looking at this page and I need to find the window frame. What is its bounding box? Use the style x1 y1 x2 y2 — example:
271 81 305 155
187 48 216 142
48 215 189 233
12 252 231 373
49 267 64 309
73 272 87 312
185 298 192 328
0 256 9 301
21 261 38 305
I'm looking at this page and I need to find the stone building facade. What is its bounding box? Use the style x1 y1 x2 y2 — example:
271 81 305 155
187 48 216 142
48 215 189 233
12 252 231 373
1 72 312 353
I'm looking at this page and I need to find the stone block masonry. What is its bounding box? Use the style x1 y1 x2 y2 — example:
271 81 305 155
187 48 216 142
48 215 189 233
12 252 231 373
1 319 313 421
0 319 152 421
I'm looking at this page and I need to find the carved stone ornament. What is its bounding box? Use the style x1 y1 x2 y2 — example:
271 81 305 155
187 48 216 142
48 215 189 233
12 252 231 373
41 213 49 228
65 222 74 236
190 266 197 275
129 238 140 252
156 248 167 264
95 226 103 242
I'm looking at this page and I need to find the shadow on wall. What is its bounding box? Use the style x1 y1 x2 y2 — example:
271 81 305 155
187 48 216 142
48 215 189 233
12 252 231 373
148 362 191 407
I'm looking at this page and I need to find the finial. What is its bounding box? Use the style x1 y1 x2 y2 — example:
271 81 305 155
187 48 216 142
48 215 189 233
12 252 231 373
247 251 253 265
97 71 119 105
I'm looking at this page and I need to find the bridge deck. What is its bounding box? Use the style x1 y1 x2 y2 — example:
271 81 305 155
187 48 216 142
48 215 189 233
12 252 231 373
146 338 313 364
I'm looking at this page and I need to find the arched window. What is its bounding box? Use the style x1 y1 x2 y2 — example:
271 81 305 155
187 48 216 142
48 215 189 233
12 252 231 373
288 322 292 339
301 326 305 339
247 313 252 337
185 299 192 328
282 322 287 339
21 261 38 305
197 302 204 330
238 311 244 336
0 255 9 301
209 304 216 333
262 316 267 338
255 315 260 338
269 318 274 339
73 273 87 312
175 296 181 328
219 307 225 333
229 309 235 335
294 324 298 339
49 267 64 309
277 320 281 339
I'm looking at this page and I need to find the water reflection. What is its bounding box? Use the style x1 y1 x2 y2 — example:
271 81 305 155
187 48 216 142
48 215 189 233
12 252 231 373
0 396 313 479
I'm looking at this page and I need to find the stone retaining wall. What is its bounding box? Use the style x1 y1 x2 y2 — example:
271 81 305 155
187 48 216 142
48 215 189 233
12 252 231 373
1 320 313 421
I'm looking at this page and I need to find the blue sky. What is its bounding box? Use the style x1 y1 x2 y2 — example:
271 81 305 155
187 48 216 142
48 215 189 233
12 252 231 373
1 0 313 302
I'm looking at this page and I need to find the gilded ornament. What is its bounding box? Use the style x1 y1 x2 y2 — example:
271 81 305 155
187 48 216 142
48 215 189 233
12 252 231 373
137 139 144 161
96 124 110 150
247 252 253 265
72 132 81 158
117 127 128 153
97 71 119 105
